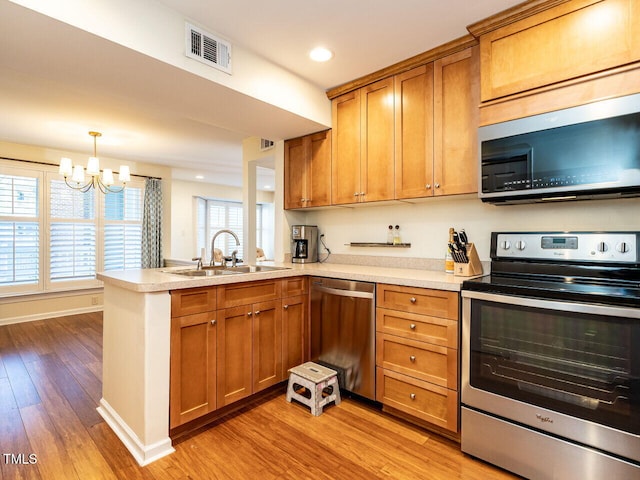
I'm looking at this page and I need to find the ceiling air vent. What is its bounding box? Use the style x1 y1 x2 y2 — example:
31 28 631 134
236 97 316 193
185 22 232 74
260 139 275 151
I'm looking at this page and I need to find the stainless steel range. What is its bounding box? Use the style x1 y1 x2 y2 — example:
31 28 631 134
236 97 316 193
461 232 640 480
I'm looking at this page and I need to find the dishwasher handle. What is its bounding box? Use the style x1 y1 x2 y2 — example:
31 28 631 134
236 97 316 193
312 284 374 300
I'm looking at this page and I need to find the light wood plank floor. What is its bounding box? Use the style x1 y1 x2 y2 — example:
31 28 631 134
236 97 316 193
0 313 518 479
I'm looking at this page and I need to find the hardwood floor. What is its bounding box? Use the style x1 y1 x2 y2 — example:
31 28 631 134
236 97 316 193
0 313 517 479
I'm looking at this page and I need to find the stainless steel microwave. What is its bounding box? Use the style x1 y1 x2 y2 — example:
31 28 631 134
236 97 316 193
478 93 640 204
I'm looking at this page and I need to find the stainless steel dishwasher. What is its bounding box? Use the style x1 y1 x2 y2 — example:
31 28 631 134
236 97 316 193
310 277 376 401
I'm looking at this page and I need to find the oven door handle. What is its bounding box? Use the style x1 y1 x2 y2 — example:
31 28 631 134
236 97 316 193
462 289 640 319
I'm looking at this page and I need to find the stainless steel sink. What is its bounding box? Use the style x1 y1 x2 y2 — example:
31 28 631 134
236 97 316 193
166 265 290 277
224 265 290 273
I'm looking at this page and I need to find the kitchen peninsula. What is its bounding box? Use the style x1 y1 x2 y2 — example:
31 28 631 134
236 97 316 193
97 263 466 465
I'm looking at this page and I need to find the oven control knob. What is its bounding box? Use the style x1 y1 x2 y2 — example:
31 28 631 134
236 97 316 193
499 240 511 250
596 241 609 253
515 240 526 251
616 242 630 254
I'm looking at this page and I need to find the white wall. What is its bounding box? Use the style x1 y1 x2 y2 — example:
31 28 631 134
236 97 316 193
301 196 640 262
10 0 331 128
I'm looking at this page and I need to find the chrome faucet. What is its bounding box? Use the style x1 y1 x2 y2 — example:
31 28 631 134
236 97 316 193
210 229 241 267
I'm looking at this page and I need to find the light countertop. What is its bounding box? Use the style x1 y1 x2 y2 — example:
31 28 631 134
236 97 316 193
97 261 475 293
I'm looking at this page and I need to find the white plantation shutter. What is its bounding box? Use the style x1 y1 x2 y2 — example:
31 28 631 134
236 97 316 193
0 171 40 288
50 223 96 280
104 224 142 270
0 222 39 285
104 185 143 271
200 199 263 261
49 179 96 282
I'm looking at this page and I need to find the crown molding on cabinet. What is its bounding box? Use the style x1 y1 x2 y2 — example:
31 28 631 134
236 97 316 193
466 0 573 37
326 34 477 100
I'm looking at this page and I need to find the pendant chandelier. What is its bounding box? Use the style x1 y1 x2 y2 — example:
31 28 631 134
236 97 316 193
59 131 130 194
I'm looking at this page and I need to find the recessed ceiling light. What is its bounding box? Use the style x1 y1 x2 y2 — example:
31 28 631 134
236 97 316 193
309 47 333 62
195 175 204 180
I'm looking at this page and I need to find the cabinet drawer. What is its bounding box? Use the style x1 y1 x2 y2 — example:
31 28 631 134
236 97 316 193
376 368 458 432
376 307 457 348
376 334 457 389
377 284 458 320
171 287 217 317
217 279 281 308
282 276 308 297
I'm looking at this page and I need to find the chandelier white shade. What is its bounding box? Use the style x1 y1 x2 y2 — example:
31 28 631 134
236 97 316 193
59 131 130 193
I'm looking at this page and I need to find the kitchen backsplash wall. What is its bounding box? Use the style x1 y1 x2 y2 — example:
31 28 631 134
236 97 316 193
298 196 640 263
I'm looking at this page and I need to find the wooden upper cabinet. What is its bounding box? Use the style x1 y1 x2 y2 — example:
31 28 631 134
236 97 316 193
284 130 331 210
394 64 435 199
479 0 640 102
433 46 479 196
360 77 395 202
331 78 395 204
284 137 306 210
331 89 361 205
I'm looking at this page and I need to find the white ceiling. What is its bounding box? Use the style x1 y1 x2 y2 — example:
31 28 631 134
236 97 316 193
0 0 523 189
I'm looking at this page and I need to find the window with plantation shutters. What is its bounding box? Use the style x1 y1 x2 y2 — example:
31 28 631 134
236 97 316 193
0 170 40 289
49 180 96 282
1 160 147 296
195 199 263 262
104 186 143 270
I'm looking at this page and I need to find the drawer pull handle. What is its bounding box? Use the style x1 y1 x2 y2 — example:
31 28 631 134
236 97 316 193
410 297 417 304
255 310 261 316
283 304 289 310
410 393 416 400
410 355 416 362
409 323 416 330
210 319 217 326
247 311 252 316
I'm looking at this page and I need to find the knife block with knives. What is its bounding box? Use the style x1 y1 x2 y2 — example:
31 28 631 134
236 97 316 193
448 227 483 277
453 243 483 277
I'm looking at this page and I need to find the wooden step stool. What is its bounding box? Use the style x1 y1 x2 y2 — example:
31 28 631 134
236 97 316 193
286 362 341 416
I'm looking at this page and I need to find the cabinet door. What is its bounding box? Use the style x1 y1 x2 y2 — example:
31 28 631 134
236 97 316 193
217 306 253 407
394 64 435 199
308 130 332 207
480 0 640 102
282 295 309 374
170 311 217 428
360 77 395 202
284 137 306 210
434 46 479 196
331 89 361 205
252 300 282 392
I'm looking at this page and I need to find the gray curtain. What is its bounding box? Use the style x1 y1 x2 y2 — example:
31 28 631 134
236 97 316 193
141 178 163 268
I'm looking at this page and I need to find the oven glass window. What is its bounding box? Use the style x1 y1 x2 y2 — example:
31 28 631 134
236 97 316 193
469 299 639 434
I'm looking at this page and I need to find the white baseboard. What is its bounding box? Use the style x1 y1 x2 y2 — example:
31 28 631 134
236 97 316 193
0 306 103 326
97 398 175 466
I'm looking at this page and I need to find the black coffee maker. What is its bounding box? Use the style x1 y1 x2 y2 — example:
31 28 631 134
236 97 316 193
291 225 318 263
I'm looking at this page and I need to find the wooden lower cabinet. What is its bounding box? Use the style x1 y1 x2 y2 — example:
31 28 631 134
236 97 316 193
252 300 282 392
375 283 460 434
282 294 309 373
170 288 218 429
172 278 309 423
217 305 254 407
